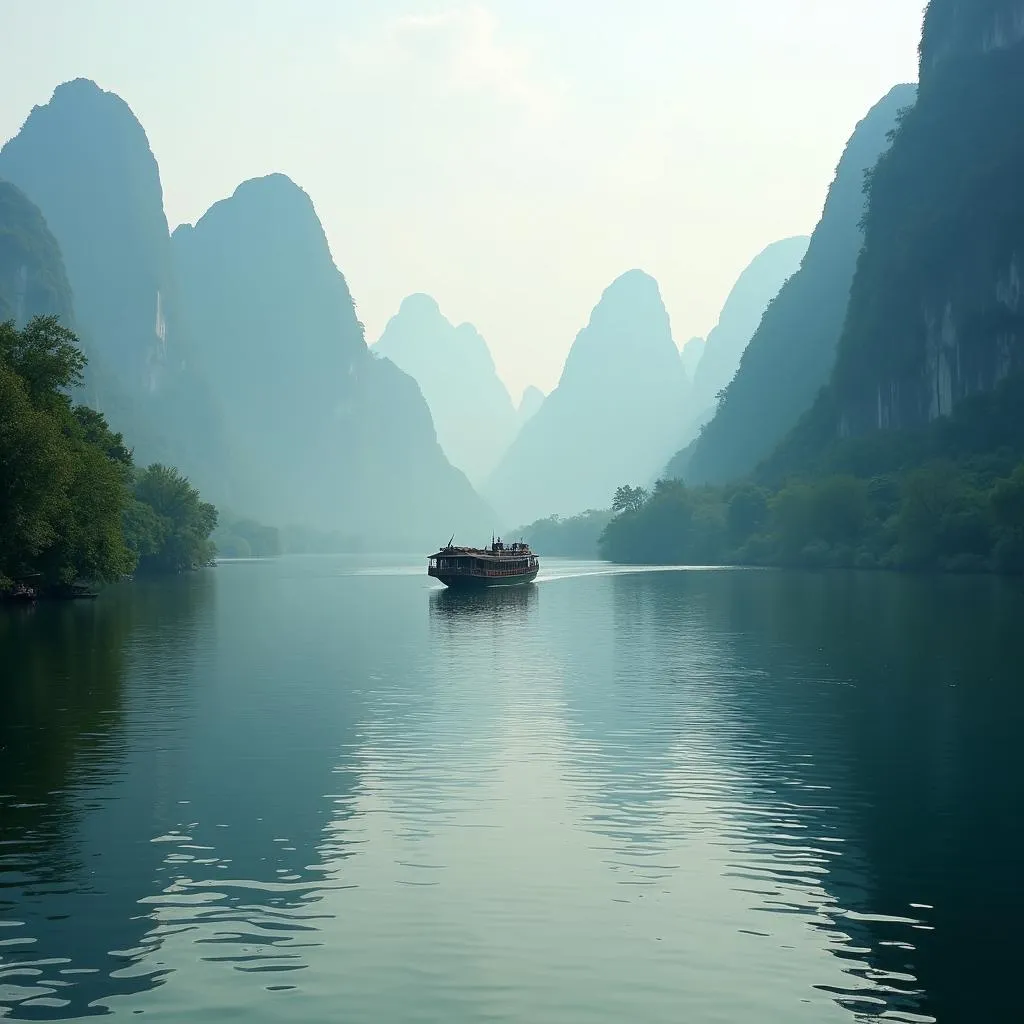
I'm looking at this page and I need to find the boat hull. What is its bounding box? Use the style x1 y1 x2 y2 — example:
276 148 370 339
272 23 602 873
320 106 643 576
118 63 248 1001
433 568 539 590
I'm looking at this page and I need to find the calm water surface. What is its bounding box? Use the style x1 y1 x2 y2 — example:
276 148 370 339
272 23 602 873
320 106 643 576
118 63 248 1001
2 558 1022 1022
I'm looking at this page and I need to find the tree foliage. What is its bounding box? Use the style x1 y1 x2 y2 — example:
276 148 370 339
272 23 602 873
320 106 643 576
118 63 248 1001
611 485 648 515
600 453 1024 577
129 465 218 574
516 509 613 559
212 513 282 559
0 316 217 591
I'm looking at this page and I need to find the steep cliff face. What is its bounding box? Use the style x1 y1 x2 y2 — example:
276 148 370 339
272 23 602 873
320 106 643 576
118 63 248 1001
0 181 73 325
486 270 689 525
0 80 174 389
833 4 1024 436
689 236 809 420
373 294 518 484
920 0 1024 78
0 79 229 495
173 175 491 544
676 85 916 485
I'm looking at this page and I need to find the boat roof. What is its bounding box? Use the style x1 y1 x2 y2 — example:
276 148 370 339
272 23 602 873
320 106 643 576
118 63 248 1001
429 544 534 559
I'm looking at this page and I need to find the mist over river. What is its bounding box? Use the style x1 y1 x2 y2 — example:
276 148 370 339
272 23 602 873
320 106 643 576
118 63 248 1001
2 558 1022 1022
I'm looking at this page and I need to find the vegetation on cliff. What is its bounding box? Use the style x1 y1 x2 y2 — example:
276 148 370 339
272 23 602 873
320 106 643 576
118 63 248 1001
830 22 1024 434
601 374 1024 575
675 86 915 485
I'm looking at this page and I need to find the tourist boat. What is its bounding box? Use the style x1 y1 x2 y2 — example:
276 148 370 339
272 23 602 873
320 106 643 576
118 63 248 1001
428 538 540 589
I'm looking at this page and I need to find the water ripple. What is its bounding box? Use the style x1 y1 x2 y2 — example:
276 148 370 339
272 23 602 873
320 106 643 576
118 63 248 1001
2 562 1021 1020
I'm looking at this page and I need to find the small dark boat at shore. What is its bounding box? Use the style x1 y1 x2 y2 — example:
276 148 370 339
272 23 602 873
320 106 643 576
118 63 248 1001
3 577 99 603
43 584 99 600
428 538 539 589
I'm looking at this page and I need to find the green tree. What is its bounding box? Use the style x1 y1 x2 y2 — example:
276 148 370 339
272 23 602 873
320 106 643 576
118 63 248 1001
37 438 136 585
727 485 769 544
770 483 819 559
0 315 85 408
1 317 219 590
899 465 970 567
612 485 649 515
73 405 133 466
0 361 72 586
991 464 1024 573
132 464 218 573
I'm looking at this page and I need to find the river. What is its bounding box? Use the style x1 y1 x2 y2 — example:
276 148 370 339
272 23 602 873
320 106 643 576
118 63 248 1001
1 557 1022 1022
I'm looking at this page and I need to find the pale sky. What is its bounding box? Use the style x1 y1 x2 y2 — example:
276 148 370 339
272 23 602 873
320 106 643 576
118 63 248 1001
0 1 924 398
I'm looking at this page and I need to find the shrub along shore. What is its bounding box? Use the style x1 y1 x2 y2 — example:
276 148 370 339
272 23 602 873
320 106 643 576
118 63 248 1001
1 316 218 597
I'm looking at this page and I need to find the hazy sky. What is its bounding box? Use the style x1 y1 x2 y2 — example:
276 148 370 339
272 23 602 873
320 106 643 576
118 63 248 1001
0 1 924 398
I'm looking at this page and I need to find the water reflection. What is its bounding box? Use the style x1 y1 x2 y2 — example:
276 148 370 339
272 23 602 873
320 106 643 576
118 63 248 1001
700 571 1024 1024
2 561 1021 1022
429 584 538 621
0 574 214 1017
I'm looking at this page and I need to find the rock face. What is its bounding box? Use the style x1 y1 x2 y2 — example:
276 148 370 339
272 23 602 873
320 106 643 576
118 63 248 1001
486 270 690 525
0 79 229 497
373 294 518 485
0 79 491 546
832 1 1024 435
920 0 1024 79
689 236 809 421
517 385 545 428
676 85 916 484
0 180 74 325
173 175 492 545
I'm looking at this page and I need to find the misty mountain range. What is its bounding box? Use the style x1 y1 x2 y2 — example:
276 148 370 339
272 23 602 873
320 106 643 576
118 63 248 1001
671 84 918 485
0 78 791 541
5 0 1022 548
0 80 488 547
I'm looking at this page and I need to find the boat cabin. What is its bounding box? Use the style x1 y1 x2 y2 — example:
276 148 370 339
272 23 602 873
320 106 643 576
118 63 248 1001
428 538 539 585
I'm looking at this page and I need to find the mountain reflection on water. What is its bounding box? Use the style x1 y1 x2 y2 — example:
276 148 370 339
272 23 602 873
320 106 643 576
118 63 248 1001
1 558 1022 1022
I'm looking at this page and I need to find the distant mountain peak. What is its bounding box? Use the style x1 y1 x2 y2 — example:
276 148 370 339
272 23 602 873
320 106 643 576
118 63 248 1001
179 174 324 240
374 294 516 485
173 183 491 539
687 234 810 415
594 269 662 316
22 78 158 167
559 269 678 388
485 270 689 525
48 77 124 107
398 292 442 317
230 172 312 203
